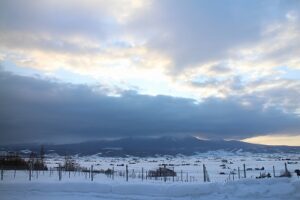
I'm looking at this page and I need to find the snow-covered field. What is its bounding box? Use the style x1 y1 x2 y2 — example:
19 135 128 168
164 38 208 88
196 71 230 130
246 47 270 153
1 151 300 199
1 178 300 200
45 151 300 182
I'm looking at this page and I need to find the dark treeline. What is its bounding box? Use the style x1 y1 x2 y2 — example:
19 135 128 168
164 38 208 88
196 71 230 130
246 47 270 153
0 146 47 170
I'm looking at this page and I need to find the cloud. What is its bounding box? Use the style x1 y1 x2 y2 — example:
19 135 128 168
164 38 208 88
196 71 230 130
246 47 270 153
0 0 300 144
1 0 300 73
209 64 232 74
0 0 131 57
0 0 142 35
0 70 299 144
129 0 299 70
0 0 174 97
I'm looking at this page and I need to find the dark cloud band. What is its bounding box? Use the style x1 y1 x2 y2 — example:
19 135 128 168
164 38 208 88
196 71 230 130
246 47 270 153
0 70 299 144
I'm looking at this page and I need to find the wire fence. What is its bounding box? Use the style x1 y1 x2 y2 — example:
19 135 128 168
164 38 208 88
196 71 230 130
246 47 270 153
1 162 299 183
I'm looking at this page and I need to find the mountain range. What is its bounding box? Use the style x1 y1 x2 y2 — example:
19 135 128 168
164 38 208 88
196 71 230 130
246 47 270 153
1 136 300 157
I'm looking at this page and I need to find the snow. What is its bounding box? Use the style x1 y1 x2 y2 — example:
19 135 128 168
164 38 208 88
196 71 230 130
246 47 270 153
42 151 300 183
1 178 300 200
1 152 300 199
20 149 32 154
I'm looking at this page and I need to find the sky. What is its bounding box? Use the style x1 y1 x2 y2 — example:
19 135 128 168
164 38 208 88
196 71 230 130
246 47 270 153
0 0 300 145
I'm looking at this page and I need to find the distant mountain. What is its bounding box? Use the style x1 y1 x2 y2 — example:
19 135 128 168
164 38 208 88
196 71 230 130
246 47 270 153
1 136 300 156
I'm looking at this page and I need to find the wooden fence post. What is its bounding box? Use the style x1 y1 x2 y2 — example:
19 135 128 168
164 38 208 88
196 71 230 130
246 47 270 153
91 165 93 181
238 167 240 179
164 164 167 182
284 163 288 174
172 167 174 182
58 164 62 181
273 166 276 177
203 164 206 182
243 164 246 178
29 163 32 181
126 165 128 182
142 168 144 181
186 172 188 182
1 166 3 181
146 170 148 180
180 170 182 182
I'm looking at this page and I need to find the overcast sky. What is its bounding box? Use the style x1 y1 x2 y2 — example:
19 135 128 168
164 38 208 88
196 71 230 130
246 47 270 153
0 0 300 145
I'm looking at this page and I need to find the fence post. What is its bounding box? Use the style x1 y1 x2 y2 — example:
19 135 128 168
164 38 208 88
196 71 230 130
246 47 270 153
29 163 32 181
112 166 114 180
284 163 288 174
91 165 93 181
273 166 276 177
132 169 135 179
203 164 206 182
1 165 3 181
126 165 128 182
142 168 144 181
186 172 189 182
181 170 183 182
58 164 62 181
238 167 240 179
172 167 174 182
243 164 246 178
164 164 166 182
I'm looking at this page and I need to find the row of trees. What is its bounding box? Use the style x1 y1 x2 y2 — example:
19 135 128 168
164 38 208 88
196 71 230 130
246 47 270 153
0 146 47 170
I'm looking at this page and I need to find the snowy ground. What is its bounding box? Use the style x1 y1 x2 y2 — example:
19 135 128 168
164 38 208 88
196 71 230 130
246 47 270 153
1 152 300 199
44 151 300 182
1 178 300 200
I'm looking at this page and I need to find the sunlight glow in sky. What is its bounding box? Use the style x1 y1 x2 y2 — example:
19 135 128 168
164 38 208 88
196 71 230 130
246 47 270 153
243 135 300 146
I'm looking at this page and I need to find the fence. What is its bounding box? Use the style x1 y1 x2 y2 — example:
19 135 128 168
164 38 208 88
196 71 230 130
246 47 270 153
1 162 299 183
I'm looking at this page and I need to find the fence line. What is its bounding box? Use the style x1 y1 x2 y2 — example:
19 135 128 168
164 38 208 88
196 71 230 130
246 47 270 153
1 162 299 183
